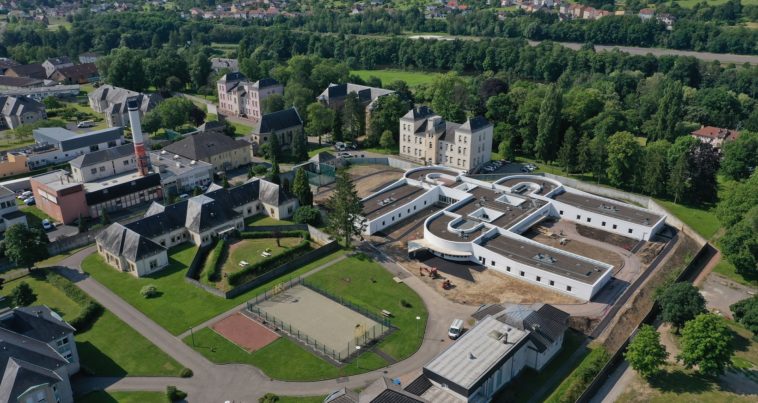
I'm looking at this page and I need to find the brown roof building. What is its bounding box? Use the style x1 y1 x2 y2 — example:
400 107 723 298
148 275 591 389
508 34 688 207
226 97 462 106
3 64 47 80
690 126 740 148
49 63 99 84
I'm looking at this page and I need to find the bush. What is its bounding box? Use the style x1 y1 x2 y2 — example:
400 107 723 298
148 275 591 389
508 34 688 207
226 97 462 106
202 239 225 282
227 240 311 286
549 347 609 403
32 271 104 332
239 230 310 240
180 367 193 378
293 206 321 225
731 295 758 335
400 299 412 308
166 386 187 401
140 284 159 298
253 164 268 176
259 393 279 403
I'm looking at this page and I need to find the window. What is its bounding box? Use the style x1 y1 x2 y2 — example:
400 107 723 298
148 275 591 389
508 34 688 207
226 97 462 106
99 166 106 172
150 260 158 269
576 215 581 220
520 271 524 277
628 228 633 234
602 221 606 227
559 210 563 215
491 260 495 266
506 266 511 272
586 217 591 223
566 286 572 292
123 160 129 166
613 224 618 229
536 276 541 282
90 168 97 174
549 280 555 286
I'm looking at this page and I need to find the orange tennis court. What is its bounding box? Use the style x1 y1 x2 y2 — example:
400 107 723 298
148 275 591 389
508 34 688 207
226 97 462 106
211 312 279 352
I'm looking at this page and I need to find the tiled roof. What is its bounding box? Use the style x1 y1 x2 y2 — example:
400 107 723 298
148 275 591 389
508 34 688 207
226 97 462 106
162 132 251 161
255 107 302 134
69 144 134 168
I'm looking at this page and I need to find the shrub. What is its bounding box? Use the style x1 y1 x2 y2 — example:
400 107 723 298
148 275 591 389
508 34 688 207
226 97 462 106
180 367 193 378
549 347 609 403
9 282 36 307
202 239 225 282
166 386 188 401
293 206 321 225
400 299 412 308
239 230 310 240
259 393 280 403
32 271 103 332
227 240 311 286
140 284 159 298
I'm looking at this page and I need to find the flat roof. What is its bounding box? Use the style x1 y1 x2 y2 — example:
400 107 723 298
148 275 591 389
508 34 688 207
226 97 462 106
32 170 81 192
480 233 610 284
451 187 544 228
150 151 213 177
498 176 557 195
83 170 152 193
362 183 425 219
424 315 529 393
552 190 662 226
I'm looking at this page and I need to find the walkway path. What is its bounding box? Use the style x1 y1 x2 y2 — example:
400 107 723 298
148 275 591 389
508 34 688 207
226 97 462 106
56 245 474 401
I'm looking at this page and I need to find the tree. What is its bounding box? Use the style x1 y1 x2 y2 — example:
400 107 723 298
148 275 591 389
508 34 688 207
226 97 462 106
576 132 593 173
261 94 285 114
291 130 308 162
4 224 49 268
657 282 706 332
267 135 281 185
557 127 578 173
625 324 668 379
42 96 62 110
720 131 758 181
688 142 721 204
716 172 758 228
342 92 365 142
606 131 642 189
368 94 408 147
332 110 344 143
97 48 147 91
589 132 608 182
731 295 758 335
429 73 468 122
379 130 396 150
9 282 36 307
719 206 758 277
259 393 279 403
668 152 691 204
146 97 197 130
141 111 162 133
652 80 683 143
326 170 366 247
222 177 229 189
100 209 110 225
293 206 320 226
292 168 313 207
189 52 211 89
283 82 313 118
677 314 734 376
305 102 335 145
641 140 671 197
535 84 562 162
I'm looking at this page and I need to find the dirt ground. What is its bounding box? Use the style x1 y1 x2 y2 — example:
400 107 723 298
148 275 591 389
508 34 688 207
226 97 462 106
576 224 639 251
314 164 404 203
524 229 625 269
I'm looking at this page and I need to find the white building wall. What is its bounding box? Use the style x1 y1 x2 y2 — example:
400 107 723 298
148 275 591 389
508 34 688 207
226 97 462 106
133 251 169 277
549 198 658 241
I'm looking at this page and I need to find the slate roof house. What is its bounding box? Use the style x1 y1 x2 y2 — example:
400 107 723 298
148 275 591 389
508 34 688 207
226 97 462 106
88 85 162 127
3 64 47 80
95 178 297 277
251 107 304 153
0 95 47 130
49 63 99 84
325 377 428 403
0 306 80 403
162 131 253 171
317 83 395 135
217 73 283 122
42 57 74 78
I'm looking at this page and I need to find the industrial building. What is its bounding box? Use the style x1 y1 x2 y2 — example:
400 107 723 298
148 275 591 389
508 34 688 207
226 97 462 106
360 167 666 301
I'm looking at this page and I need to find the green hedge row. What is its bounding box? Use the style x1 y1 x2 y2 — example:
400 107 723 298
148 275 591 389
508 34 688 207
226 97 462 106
227 240 311 286
239 230 310 240
203 239 225 282
547 347 610 403
32 270 104 333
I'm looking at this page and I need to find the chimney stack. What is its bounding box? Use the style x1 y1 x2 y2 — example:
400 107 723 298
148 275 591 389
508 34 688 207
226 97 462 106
127 96 151 176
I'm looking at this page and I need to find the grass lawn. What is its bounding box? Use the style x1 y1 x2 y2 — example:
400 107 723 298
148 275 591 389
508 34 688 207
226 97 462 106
184 327 389 381
76 311 183 376
76 391 167 403
655 199 721 240
674 0 758 8
714 259 758 287
19 205 55 228
308 145 333 157
0 276 82 320
306 254 427 361
245 215 295 226
350 69 441 87
222 238 303 276
362 147 398 155
36 246 91 267
82 245 348 335
277 396 326 403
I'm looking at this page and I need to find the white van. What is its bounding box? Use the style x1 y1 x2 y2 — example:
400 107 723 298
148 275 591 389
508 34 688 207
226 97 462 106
448 319 464 339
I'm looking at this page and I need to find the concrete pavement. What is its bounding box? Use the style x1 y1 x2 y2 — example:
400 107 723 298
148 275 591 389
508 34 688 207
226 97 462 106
57 245 474 401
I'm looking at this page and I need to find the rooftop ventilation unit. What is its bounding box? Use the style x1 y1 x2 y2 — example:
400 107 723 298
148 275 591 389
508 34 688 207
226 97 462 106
533 253 557 264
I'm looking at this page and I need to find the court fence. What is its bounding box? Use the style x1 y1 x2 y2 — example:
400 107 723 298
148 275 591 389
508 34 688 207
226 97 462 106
245 277 393 363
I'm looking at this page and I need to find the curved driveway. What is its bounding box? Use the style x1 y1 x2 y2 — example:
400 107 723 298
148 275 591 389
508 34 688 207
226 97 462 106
55 246 475 402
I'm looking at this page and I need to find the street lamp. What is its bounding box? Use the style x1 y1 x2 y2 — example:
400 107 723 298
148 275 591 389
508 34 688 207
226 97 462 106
355 345 361 369
416 316 421 339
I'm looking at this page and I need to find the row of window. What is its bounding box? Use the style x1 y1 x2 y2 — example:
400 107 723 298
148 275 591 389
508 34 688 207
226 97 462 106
559 211 635 234
379 200 427 227
499 262 572 293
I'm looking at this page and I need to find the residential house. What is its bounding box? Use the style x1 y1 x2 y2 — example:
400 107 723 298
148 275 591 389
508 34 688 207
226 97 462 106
217 73 284 122
317 83 395 132
0 185 27 231
3 64 47 80
88 85 162 127
42 56 74 78
251 107 304 153
0 58 20 75
211 57 239 73
638 8 655 21
95 178 297 276
0 76 45 90
162 131 253 171
49 63 99 84
399 106 493 172
691 126 740 149
0 305 80 403
325 377 428 403
0 152 31 178
0 96 47 130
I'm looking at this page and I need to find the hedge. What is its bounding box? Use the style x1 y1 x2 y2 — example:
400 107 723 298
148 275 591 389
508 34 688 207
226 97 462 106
546 347 610 403
202 239 225 282
227 240 311 286
32 270 104 333
239 230 310 240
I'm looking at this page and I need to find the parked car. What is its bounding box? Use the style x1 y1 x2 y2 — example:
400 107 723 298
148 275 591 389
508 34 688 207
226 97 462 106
76 120 95 128
338 152 352 159
17 190 32 200
448 319 464 339
348 142 358 150
179 193 190 199
334 142 347 151
42 219 53 231
24 197 35 206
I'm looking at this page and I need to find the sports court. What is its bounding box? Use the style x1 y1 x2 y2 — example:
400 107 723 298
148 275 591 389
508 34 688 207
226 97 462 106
250 285 382 357
211 313 279 352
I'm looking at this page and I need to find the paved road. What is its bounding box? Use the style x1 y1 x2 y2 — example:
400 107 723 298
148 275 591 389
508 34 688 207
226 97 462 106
57 245 475 401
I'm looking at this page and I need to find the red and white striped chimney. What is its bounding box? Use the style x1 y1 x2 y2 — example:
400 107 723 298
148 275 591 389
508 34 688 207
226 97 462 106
127 96 151 176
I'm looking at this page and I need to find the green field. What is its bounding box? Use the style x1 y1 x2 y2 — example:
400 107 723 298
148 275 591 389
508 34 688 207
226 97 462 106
82 246 348 335
351 69 442 87
76 391 167 403
1 275 181 376
245 215 295 226
655 199 721 240
674 0 758 8
223 238 303 275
